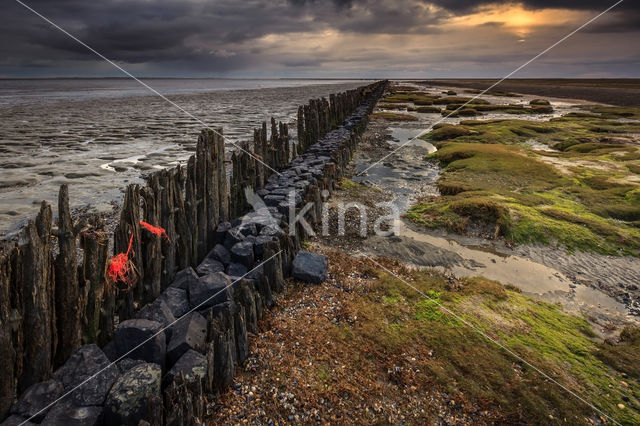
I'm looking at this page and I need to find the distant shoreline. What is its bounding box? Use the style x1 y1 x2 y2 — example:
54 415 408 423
416 78 640 106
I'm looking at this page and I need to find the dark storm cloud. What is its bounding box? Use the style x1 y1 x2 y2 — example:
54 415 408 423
0 0 638 77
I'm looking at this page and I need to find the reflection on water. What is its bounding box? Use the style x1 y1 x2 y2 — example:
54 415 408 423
0 79 368 234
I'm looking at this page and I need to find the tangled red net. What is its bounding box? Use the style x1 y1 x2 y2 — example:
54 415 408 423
106 221 168 291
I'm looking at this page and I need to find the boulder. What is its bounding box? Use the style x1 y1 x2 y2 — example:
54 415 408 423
40 403 102 426
195 252 225 276
230 241 254 268
166 312 207 367
135 298 176 339
116 358 145 374
223 228 244 250
159 286 190 318
51 344 120 407
163 349 207 389
169 267 198 290
103 364 162 426
226 262 248 278
10 380 63 422
211 244 231 265
188 272 232 310
163 350 207 425
114 319 166 370
292 251 328 284
214 222 232 245
0 415 35 426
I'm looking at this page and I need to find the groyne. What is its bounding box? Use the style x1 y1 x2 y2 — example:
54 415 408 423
0 80 388 425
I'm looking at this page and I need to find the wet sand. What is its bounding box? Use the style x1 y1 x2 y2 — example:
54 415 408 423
0 80 367 235
420 78 640 106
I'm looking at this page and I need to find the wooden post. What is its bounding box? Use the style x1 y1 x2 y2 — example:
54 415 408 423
79 216 112 347
54 184 83 365
0 245 17 418
141 174 163 301
113 184 143 321
18 201 56 392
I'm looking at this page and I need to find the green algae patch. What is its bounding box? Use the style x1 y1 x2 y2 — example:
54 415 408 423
339 263 640 424
411 108 640 255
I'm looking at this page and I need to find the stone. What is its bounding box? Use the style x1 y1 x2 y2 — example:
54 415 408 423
226 262 248 278
163 351 206 424
113 319 166 370
211 244 231 265
101 341 117 362
169 267 198 290
103 364 162 426
188 272 232 310
292 251 328 284
51 344 120 407
163 349 207 389
10 380 63 422
166 312 207 367
230 241 255 268
135 298 176 339
0 415 35 425
40 403 102 426
159 286 190 318
223 227 245 250
116 358 145 374
196 257 225 277
214 222 232 245
253 235 276 259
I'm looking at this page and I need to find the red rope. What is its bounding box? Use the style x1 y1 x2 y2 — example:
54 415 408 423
139 221 169 240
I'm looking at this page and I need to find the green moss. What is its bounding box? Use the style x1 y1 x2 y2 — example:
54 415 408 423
345 268 640 424
529 99 551 106
412 117 640 255
409 105 441 113
370 112 418 122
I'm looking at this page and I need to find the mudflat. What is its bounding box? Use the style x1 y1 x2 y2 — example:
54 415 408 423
420 79 640 106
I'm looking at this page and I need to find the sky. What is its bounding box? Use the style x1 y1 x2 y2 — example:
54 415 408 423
1 0 639 78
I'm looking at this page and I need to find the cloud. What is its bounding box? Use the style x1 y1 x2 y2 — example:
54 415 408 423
0 0 638 77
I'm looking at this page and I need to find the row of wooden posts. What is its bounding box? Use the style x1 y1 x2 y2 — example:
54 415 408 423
0 80 386 419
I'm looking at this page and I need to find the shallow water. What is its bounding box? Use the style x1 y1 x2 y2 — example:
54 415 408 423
0 79 369 234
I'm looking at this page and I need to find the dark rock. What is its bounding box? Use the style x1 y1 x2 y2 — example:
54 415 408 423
226 262 248 278
254 235 276 259
211 244 231 265
166 312 207 367
0 415 35 426
103 363 162 426
162 351 206 424
223 228 245 250
230 241 255 268
169 267 198 290
195 256 225 277
101 341 117 362
189 272 232 310
214 222 232 245
292 251 328 284
114 319 166 370
10 380 63 422
40 402 102 426
116 358 145 374
51 344 120 407
238 222 257 237
135 298 176 339
159 286 190 318
163 349 207 389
